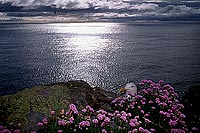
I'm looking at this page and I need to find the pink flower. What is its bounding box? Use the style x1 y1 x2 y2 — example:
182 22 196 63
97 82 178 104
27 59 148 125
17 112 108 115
132 129 138 133
79 121 90 128
92 119 98 124
144 118 151 123
2 129 10 133
58 120 62 125
102 129 107 133
50 110 55 115
192 127 198 131
139 127 144 132
14 129 21 133
82 109 87 113
86 105 94 112
129 122 136 127
144 129 151 133
42 118 48 125
69 117 74 123
69 104 78 114
101 122 105 127
57 130 63 133
141 110 144 114
120 116 127 122
37 122 43 127
97 114 105 120
0 126 3 130
148 100 153 103
180 114 186 118
127 113 132 117
169 119 177 126
159 111 165 115
159 80 164 83
150 128 155 132
104 117 111 123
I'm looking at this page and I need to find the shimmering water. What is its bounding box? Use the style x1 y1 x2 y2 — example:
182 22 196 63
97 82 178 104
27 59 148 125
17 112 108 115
0 22 200 95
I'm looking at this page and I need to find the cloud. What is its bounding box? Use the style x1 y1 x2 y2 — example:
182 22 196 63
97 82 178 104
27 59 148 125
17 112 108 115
0 12 8 20
0 0 200 22
132 3 159 10
158 5 200 16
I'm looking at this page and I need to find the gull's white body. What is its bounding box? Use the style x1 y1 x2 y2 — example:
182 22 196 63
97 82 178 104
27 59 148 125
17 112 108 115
124 82 137 95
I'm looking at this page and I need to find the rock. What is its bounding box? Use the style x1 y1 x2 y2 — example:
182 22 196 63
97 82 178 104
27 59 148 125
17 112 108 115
180 85 200 130
0 80 118 132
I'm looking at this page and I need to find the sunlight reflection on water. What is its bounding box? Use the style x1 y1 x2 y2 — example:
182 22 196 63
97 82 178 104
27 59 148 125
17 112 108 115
47 22 123 88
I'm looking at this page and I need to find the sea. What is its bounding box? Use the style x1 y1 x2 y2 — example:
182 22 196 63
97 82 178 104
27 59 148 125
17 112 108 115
0 22 200 95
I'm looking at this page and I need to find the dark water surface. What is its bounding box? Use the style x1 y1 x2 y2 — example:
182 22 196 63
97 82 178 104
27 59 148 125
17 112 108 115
0 22 200 95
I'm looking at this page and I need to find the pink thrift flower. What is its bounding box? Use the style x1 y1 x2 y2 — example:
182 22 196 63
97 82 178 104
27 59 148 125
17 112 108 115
135 122 140 126
135 115 139 119
129 122 136 127
159 111 165 115
192 127 198 131
121 116 127 121
108 113 114 116
0 126 3 130
169 119 177 126
50 110 55 115
69 117 74 123
150 128 155 132
92 119 98 124
144 118 151 123
127 113 132 117
42 118 48 125
132 129 138 133
141 110 144 114
3 129 10 133
139 127 144 132
148 100 153 104
97 114 105 120
144 113 149 117
37 122 43 127
180 114 186 118
144 129 151 133
58 120 63 125
65 111 71 115
14 129 21 133
74 110 78 114
159 80 164 83
101 122 105 127
86 105 94 112
82 109 87 113
104 117 111 123
57 130 63 133
85 121 90 126
102 129 107 133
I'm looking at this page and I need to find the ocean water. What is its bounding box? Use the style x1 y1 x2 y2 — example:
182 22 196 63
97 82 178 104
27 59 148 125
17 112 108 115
0 22 200 95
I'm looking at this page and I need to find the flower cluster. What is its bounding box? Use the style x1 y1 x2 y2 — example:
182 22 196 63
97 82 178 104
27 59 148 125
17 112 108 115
112 80 191 132
0 125 21 133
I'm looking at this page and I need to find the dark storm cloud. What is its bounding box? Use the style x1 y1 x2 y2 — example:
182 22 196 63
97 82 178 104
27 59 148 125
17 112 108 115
0 0 200 21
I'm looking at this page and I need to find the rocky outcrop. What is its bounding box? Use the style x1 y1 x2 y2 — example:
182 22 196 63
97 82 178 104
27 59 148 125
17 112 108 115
0 80 118 132
180 85 200 130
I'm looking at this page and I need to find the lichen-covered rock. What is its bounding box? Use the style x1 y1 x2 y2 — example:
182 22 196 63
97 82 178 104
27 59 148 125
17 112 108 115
0 80 118 132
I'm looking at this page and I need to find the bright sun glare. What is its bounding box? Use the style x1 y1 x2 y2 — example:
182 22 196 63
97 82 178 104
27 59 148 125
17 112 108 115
50 22 116 51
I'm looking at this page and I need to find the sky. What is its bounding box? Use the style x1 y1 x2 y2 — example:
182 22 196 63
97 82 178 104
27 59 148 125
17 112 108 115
0 0 200 22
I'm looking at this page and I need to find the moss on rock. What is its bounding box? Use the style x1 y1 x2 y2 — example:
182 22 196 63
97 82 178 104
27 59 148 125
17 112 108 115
0 80 117 132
